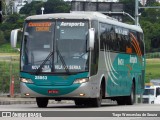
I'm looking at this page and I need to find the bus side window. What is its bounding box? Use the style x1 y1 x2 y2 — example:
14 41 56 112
137 32 144 55
100 23 112 51
129 31 138 54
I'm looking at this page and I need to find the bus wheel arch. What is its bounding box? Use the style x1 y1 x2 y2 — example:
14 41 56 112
101 77 106 99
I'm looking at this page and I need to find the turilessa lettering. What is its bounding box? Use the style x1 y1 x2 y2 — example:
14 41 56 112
60 22 85 27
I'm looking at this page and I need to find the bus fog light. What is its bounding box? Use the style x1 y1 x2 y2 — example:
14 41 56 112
25 93 30 96
74 78 89 84
20 78 33 83
80 93 85 96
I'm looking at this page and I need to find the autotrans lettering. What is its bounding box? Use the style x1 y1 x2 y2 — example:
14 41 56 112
55 65 81 70
130 55 137 64
60 22 85 27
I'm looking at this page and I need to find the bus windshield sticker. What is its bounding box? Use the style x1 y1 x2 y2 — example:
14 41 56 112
32 65 51 71
126 46 132 54
115 27 128 35
55 65 81 70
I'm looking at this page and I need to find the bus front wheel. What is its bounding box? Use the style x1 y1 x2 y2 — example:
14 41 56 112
91 85 103 107
36 98 48 108
74 100 87 106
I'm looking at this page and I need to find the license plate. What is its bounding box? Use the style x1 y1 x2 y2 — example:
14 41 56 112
48 90 59 94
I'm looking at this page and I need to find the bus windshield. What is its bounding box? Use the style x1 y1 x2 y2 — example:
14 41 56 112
21 20 89 74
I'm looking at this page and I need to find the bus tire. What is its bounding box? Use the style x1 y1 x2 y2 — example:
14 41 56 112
91 84 103 107
117 98 126 105
126 83 135 105
36 98 48 108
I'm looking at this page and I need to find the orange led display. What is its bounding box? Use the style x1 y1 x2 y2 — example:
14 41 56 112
36 27 50 32
28 22 51 27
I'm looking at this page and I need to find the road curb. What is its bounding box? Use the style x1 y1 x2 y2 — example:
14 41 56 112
0 101 36 105
0 97 36 105
0 97 74 105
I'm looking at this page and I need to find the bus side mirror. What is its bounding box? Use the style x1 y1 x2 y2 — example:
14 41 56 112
10 29 21 50
156 88 160 97
89 28 95 50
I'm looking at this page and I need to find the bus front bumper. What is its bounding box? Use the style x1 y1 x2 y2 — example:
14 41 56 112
20 82 98 98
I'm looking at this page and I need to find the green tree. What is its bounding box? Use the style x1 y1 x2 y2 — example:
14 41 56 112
146 0 156 6
19 0 70 15
0 13 24 43
43 0 70 14
119 0 135 17
140 2 160 52
140 20 153 52
19 1 42 15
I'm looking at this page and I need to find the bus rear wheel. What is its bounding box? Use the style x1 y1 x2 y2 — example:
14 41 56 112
126 83 135 105
117 83 135 105
117 98 126 105
36 98 48 108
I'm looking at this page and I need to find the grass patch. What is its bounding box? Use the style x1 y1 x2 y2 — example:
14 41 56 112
146 59 160 83
0 60 20 93
0 43 20 53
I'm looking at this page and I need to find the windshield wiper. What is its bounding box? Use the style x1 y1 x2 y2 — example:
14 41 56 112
56 48 70 75
35 52 53 75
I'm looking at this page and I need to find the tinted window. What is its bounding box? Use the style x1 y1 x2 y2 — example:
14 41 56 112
99 23 144 55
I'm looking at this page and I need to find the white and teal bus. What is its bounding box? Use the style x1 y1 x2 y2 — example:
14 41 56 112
11 12 145 107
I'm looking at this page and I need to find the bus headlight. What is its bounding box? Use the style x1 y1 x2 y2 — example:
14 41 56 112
20 78 33 83
74 78 89 84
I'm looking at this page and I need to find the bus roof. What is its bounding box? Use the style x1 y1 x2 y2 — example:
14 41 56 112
26 11 143 33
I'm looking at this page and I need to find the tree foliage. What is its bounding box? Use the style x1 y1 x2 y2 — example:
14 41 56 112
119 0 135 17
0 14 24 43
19 1 42 15
19 0 70 15
140 2 160 52
146 0 156 6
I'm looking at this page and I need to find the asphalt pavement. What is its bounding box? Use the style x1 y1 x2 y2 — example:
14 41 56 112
0 96 114 105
